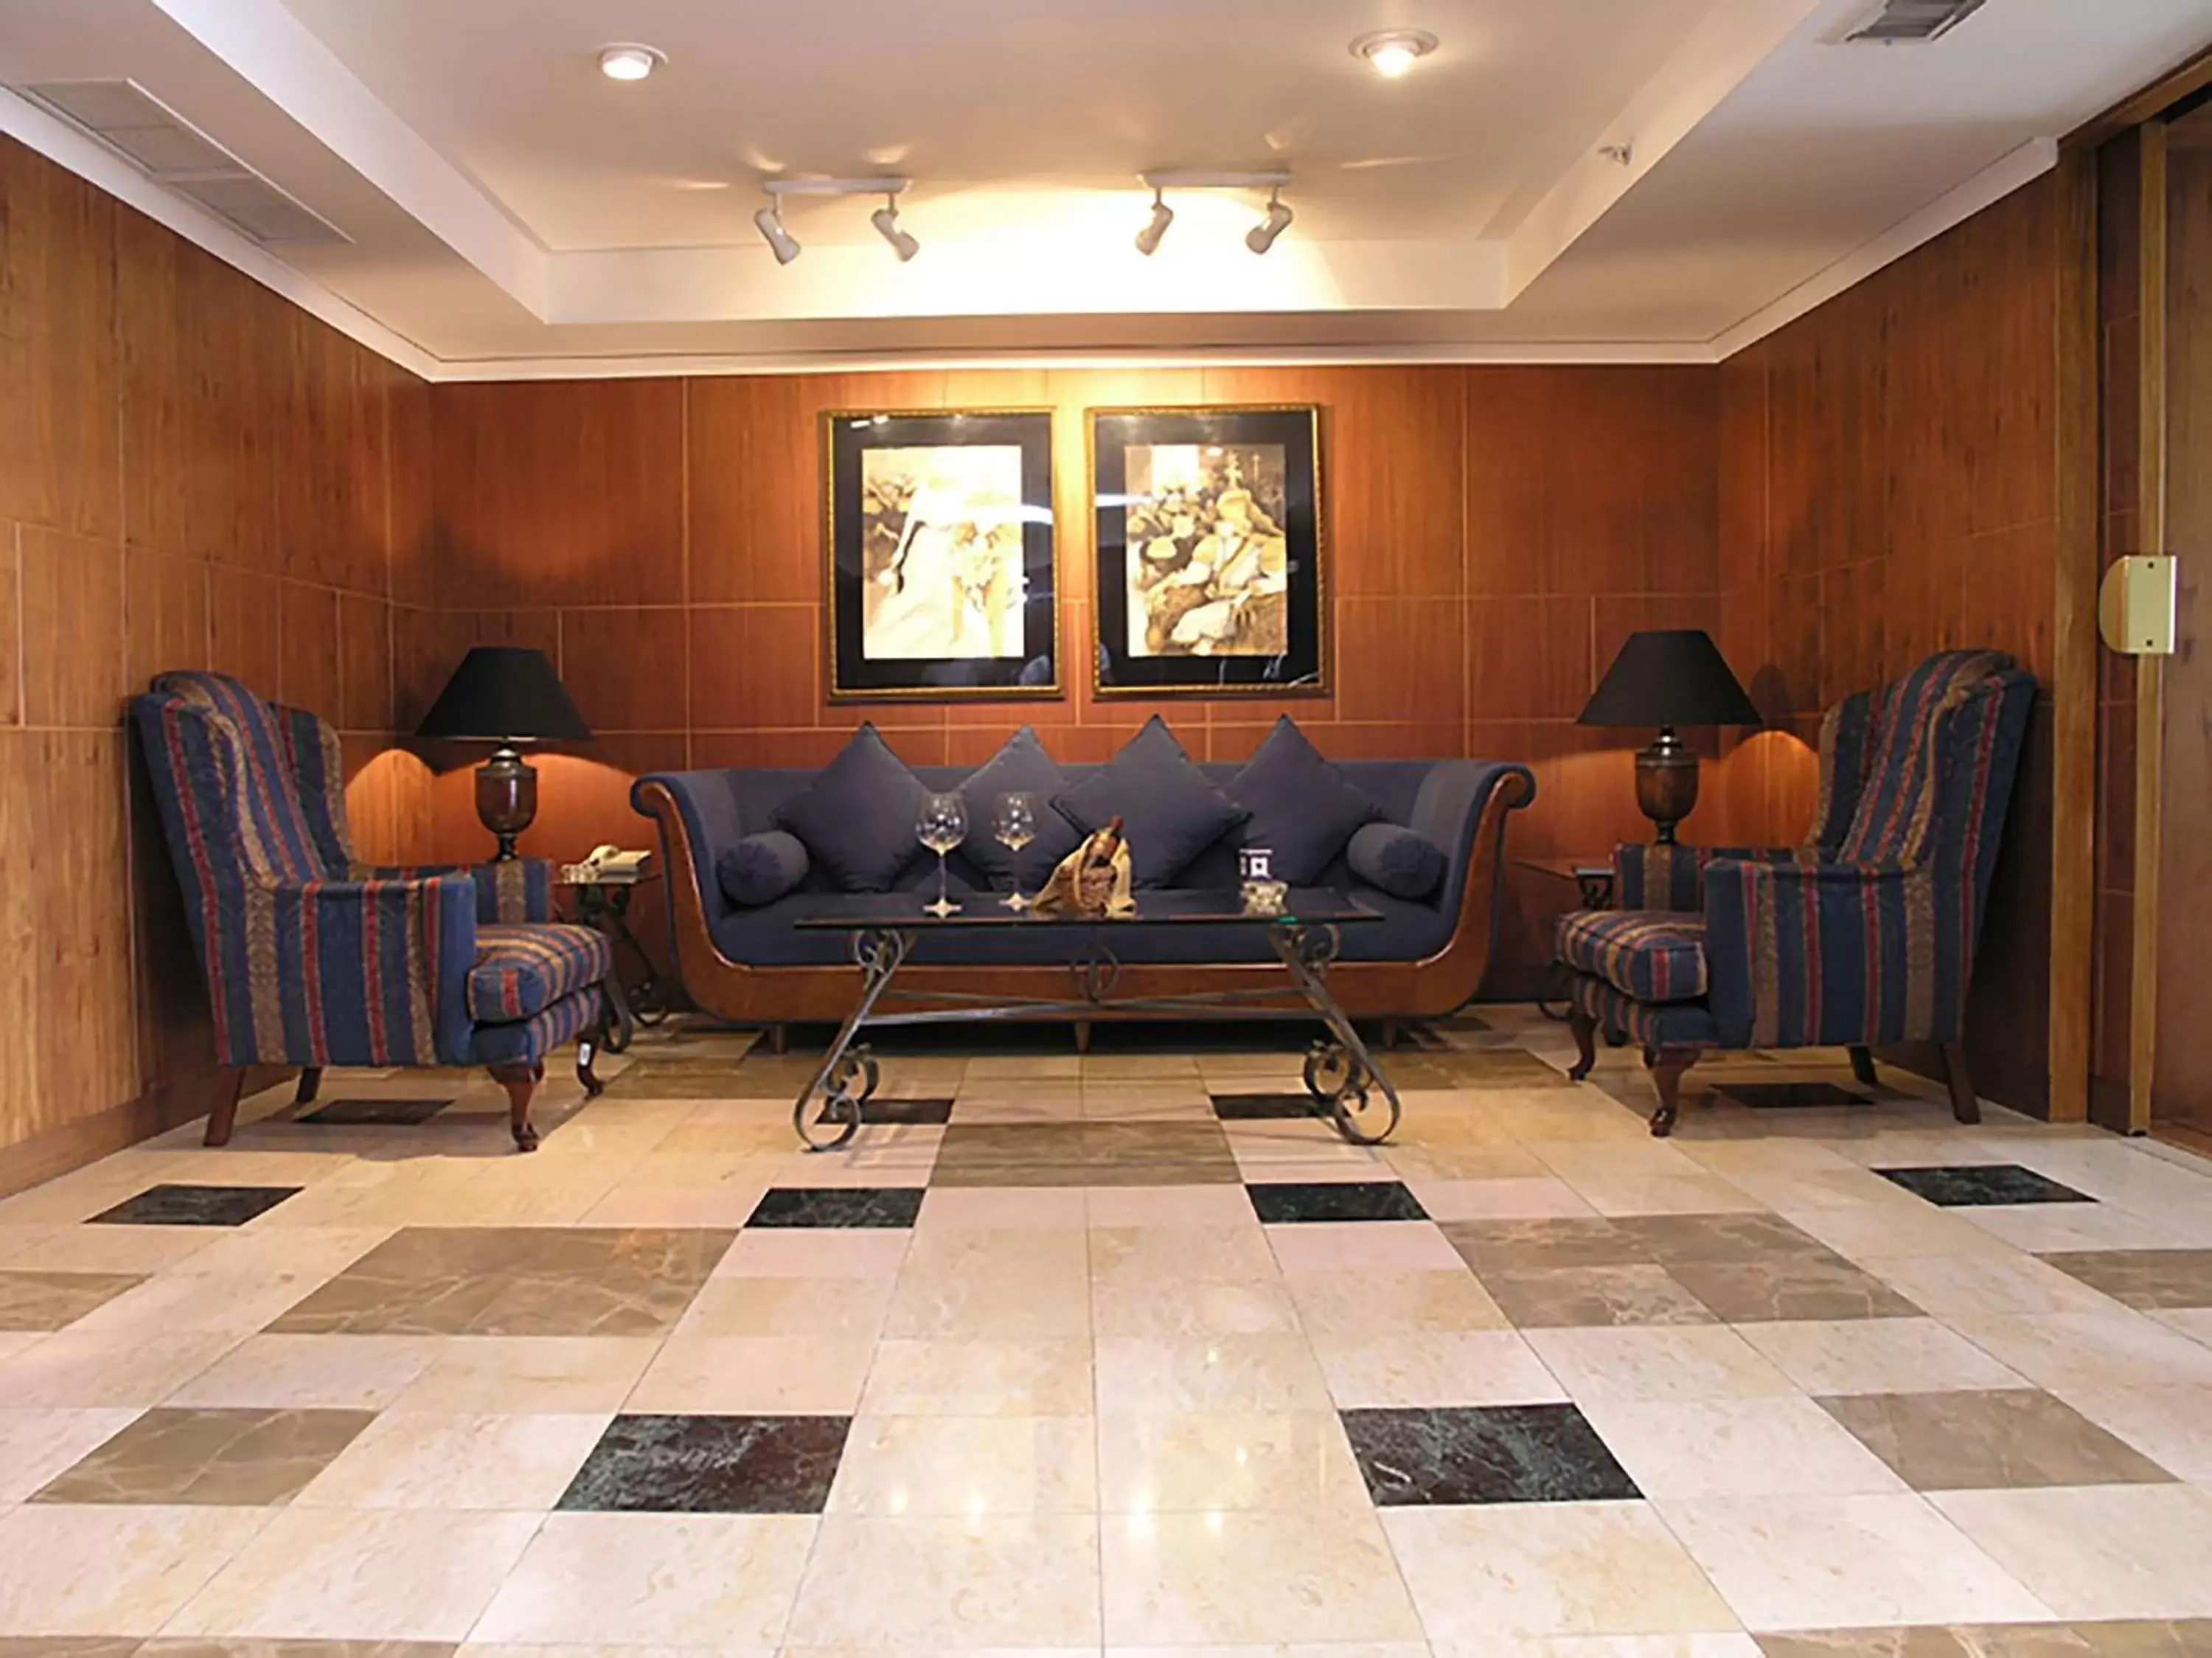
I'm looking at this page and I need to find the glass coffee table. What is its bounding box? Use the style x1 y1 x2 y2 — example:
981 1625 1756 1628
789 889 1402 1151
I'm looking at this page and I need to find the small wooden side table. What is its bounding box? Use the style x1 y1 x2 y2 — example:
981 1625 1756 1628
561 873 672 1047
1517 856 1615 1021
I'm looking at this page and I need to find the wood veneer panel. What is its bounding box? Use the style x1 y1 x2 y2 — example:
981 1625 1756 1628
278 580 342 717
0 140 121 541
429 379 686 608
1464 596 1590 721
19 528 126 729
686 375 818 604
208 564 282 698
560 606 689 732
336 592 392 734
125 549 211 694
276 313 389 595
0 533 17 727
689 603 819 731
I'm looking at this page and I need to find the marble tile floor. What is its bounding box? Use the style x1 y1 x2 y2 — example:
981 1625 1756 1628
1 1007 2212 1652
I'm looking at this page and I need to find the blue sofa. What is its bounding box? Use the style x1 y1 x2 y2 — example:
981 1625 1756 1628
633 753 1534 1036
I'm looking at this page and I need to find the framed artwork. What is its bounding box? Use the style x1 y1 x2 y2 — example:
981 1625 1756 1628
1090 405 1325 696
824 409 1059 700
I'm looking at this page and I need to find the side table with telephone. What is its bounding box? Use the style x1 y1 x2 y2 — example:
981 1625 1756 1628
560 847 672 1048
1516 857 1615 1023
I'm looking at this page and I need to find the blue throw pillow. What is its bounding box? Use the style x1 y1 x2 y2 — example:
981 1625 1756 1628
1226 716 1378 885
771 725 928 892
1054 715 1247 888
716 830 810 907
1347 822 1447 900
958 727 1083 891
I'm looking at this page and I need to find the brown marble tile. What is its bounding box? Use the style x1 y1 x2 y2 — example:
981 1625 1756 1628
268 1228 736 1336
2073 1622 2212 1657
33 1406 375 1505
0 1641 145 1657
1474 1263 1718 1328
2040 1251 2212 1310
1669 1253 1924 1322
1615 1212 1834 1263
1441 1218 1659 1272
1756 1628 2101 1657
1820 1390 2179 1491
931 1121 1239 1187
601 1060 754 1099
0 1269 145 1330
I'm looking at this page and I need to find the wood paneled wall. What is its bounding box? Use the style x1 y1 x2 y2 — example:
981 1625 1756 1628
400 365 1725 991
0 136 425 1188
1715 174 2066 1114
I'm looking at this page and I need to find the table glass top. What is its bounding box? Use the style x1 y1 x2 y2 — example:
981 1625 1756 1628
792 888 1380 931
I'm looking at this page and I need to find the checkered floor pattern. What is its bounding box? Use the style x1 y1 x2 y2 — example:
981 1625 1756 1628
1 1006 2211 1654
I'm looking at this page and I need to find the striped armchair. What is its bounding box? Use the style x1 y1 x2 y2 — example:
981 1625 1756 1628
1551 651 2036 1135
132 672 618 1151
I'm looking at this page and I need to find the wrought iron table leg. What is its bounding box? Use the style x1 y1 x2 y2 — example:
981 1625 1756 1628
793 929 908 1151
1270 923 1402 1146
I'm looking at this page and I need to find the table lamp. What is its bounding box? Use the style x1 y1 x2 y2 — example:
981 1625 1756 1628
1579 628 1760 844
415 646 593 861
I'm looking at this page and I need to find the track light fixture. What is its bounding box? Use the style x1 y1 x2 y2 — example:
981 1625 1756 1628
753 203 800 265
871 196 919 262
1135 188 1174 256
756 177 916 266
1245 187 1293 254
1138 171 1293 257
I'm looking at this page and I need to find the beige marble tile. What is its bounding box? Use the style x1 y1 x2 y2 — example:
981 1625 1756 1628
1090 1224 1276 1283
1095 1409 1366 1513
578 1182 773 1227
295 1410 609 1509
1655 1494 2049 1632
788 1514 1102 1647
670 1274 894 1340
886 1251 1093 1341
1778 1202 2030 1263
0 1406 143 1502
32 1406 375 1505
63 1270 332 1336
0 1503 269 1636
2051 1383 2212 1482
1310 1328 1568 1409
1093 1273 1303 1340
167 1506 541 1640
625 1334 877 1414
0 1222 220 1274
471 1512 816 1647
1930 1484 2212 1620
1085 1187 1259 1228
1430 1639 1761 1658
384 1336 658 1414
169 1336 444 1410
860 1338 1096 1416
1102 1506 1421 1645
0 1329 240 1406
1733 1319 2027 1396
1576 1398 1910 1499
1381 1502 1739 1639
164 1226 397 1281
1961 1206 2196 1255
1262 1221 1464 1274
1281 1269 1509 1339
917 1187 1088 1229
1941 1313 2212 1392
1524 1327 1798 1405
827 1414 1097 1515
710 1227 911 1279
1860 1253 2128 1317
1384 1142 1557 1182
0 1269 145 1331
1096 1336 1333 1415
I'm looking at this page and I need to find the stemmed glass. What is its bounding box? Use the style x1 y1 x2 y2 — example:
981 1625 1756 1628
995 791 1039 910
915 792 968 918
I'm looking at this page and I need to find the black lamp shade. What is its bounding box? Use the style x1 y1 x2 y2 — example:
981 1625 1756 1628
1579 630 1761 729
415 647 593 744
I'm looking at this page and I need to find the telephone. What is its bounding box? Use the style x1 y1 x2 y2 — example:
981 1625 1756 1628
567 844 653 884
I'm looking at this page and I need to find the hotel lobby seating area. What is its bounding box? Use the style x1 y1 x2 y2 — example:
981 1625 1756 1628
4 1 2212 1651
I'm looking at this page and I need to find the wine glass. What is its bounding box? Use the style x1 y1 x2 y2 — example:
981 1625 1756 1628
915 792 967 918
995 791 1039 910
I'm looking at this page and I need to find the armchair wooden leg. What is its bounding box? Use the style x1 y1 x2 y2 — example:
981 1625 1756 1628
1848 1046 1878 1089
206 1066 247 1147
769 1023 789 1056
1074 1019 1092 1055
1566 1009 1599 1081
1941 1041 1980 1125
577 1035 605 1099
490 1063 539 1152
1382 1019 1401 1050
294 1067 322 1106
1648 1047 1698 1137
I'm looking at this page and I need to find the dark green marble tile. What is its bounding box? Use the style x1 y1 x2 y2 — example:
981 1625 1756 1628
1340 1403 1638 1505
745 1187 924 1229
1248 1181 1428 1224
557 1412 850 1513
297 1097 453 1125
88 1184 301 1227
1874 1165 2095 1207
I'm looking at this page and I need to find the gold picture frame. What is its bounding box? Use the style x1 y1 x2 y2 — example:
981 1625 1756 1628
821 408 1061 701
1088 404 1326 698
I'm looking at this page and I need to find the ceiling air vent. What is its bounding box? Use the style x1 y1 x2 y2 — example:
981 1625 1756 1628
1828 0 1988 44
12 78 349 246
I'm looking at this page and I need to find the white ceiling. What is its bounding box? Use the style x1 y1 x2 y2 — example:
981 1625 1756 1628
0 0 2207 375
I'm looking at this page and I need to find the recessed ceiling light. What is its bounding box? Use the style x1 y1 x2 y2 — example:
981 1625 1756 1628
1349 29 1437 79
598 44 665 83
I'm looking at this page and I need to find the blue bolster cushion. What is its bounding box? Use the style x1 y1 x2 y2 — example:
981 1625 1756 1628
717 830 811 907
1346 822 1447 901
